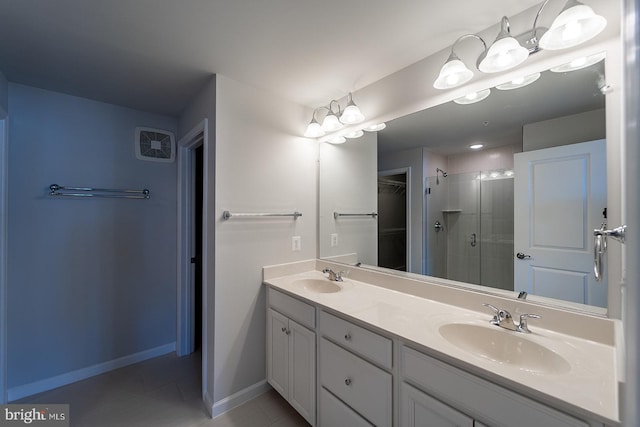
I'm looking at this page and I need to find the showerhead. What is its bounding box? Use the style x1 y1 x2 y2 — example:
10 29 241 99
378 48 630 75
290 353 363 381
436 168 448 184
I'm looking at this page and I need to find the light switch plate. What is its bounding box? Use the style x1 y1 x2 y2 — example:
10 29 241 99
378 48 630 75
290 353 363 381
292 236 301 251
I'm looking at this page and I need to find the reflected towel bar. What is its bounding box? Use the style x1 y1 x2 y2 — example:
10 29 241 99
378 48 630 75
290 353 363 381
49 184 150 199
222 211 302 220
334 212 378 219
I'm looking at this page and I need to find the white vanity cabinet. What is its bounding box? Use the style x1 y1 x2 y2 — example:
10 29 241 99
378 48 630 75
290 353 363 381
266 288 316 425
318 311 393 427
400 345 603 427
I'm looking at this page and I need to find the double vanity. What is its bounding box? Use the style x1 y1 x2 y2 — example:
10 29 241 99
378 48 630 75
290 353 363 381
264 260 621 427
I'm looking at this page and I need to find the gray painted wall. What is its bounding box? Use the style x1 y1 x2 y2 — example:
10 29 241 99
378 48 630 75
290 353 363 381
7 84 178 388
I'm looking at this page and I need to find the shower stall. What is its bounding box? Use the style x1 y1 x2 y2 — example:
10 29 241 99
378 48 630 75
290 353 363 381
425 170 514 291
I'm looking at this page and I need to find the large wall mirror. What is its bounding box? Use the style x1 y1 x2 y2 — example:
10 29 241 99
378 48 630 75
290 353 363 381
319 53 611 315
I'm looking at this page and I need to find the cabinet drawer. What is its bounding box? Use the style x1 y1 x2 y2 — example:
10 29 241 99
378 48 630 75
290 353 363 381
320 338 392 427
320 387 373 427
320 311 392 369
268 287 315 329
402 346 589 427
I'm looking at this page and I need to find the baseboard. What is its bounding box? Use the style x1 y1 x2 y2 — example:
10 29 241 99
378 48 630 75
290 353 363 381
211 380 271 418
8 342 176 401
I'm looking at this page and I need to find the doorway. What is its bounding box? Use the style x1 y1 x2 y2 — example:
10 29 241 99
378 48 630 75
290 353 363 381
378 169 410 271
177 119 209 400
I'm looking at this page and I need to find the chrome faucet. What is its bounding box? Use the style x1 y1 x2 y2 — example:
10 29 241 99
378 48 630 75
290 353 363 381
482 304 541 334
322 268 346 282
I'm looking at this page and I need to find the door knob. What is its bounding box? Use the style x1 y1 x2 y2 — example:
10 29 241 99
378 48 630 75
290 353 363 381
516 252 531 260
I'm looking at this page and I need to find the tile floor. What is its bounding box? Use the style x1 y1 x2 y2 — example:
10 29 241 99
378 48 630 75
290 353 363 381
17 351 310 427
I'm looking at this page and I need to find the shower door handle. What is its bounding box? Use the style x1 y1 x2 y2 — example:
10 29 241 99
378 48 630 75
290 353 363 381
470 233 476 247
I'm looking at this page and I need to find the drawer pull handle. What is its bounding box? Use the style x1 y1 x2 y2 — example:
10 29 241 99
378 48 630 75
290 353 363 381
344 333 352 341
344 378 352 386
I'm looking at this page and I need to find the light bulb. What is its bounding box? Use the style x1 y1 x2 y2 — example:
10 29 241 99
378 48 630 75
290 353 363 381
322 112 343 132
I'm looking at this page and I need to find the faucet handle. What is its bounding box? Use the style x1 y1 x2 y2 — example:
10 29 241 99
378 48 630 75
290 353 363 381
518 314 541 333
334 270 348 282
482 303 500 325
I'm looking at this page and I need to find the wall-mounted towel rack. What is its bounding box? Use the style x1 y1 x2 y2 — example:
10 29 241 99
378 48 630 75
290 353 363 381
334 212 378 219
222 210 302 220
49 184 150 199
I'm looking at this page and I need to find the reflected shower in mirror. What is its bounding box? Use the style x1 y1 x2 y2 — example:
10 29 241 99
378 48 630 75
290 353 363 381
319 54 607 310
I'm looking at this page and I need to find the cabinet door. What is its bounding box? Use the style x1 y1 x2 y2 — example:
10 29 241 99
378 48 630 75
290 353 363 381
267 308 289 398
401 383 473 427
289 319 316 425
320 387 372 427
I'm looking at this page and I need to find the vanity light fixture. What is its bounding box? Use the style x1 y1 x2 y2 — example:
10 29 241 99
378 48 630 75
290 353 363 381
304 93 365 138
537 0 607 50
433 0 606 90
496 72 541 90
550 51 606 72
363 123 386 131
454 89 491 105
434 34 485 90
478 17 529 73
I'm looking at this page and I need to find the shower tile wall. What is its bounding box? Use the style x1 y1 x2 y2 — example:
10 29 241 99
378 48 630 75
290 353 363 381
444 172 480 284
480 178 514 290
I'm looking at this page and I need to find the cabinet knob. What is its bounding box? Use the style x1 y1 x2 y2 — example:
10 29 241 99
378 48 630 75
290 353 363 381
344 378 352 386
344 333 352 341
281 327 287 333
281 327 290 335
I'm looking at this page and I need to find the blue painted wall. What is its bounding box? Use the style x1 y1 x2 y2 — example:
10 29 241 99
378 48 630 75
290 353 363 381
7 84 178 388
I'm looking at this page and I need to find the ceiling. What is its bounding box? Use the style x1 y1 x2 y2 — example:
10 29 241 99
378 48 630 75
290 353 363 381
0 0 551 116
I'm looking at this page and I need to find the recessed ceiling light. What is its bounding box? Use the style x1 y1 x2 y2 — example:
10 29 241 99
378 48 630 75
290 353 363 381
469 144 484 150
454 88 491 105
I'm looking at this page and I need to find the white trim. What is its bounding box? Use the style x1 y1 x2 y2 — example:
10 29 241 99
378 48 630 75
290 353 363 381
211 380 271 418
176 119 209 402
0 117 7 404
7 342 175 402
378 167 412 272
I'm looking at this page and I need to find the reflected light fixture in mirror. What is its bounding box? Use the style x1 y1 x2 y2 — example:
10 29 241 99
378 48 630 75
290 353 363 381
454 88 491 105
327 135 346 144
496 72 541 90
344 130 365 139
550 51 606 72
364 123 386 131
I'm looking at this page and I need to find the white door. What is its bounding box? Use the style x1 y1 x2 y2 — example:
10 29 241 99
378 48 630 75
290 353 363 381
514 140 606 307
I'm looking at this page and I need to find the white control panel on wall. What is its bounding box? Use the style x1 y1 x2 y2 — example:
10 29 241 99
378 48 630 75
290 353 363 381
292 236 301 251
331 234 338 247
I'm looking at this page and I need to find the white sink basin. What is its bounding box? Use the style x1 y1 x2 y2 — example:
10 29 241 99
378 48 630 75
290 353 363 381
292 278 342 293
438 323 571 374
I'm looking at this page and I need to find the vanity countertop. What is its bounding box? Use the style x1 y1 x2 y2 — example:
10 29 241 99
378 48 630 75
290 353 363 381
263 263 621 425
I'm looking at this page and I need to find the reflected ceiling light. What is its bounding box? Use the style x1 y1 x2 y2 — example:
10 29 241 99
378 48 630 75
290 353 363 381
504 170 514 177
304 93 365 138
469 144 484 150
496 72 541 90
344 130 365 139
434 35 485 90
364 123 386 131
454 89 491 105
538 0 607 50
327 135 346 144
550 51 606 72
479 17 529 73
